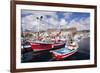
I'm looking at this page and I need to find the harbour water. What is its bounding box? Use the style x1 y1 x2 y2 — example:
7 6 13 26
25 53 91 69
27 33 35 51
21 37 90 63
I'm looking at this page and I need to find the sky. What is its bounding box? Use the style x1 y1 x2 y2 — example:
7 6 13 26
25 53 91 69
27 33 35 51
21 9 90 32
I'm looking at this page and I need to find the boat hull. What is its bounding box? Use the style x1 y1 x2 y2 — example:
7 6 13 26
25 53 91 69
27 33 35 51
30 42 65 52
51 49 78 60
50 42 79 60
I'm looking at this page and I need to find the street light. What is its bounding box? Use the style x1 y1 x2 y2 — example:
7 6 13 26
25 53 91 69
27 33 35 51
36 16 43 40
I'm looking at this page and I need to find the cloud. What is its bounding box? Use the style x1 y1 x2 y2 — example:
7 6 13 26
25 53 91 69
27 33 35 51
22 10 57 18
21 10 90 32
22 10 60 31
63 12 73 19
60 18 68 25
67 17 90 31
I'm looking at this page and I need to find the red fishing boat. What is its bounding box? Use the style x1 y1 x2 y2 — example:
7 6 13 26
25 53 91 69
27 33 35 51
29 15 66 52
22 16 65 52
50 42 79 60
29 39 65 52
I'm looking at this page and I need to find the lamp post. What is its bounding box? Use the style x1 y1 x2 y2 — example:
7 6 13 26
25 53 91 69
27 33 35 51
36 16 43 40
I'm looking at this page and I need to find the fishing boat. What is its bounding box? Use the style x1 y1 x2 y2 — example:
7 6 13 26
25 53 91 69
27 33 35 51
29 40 65 52
28 16 65 52
50 41 79 60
